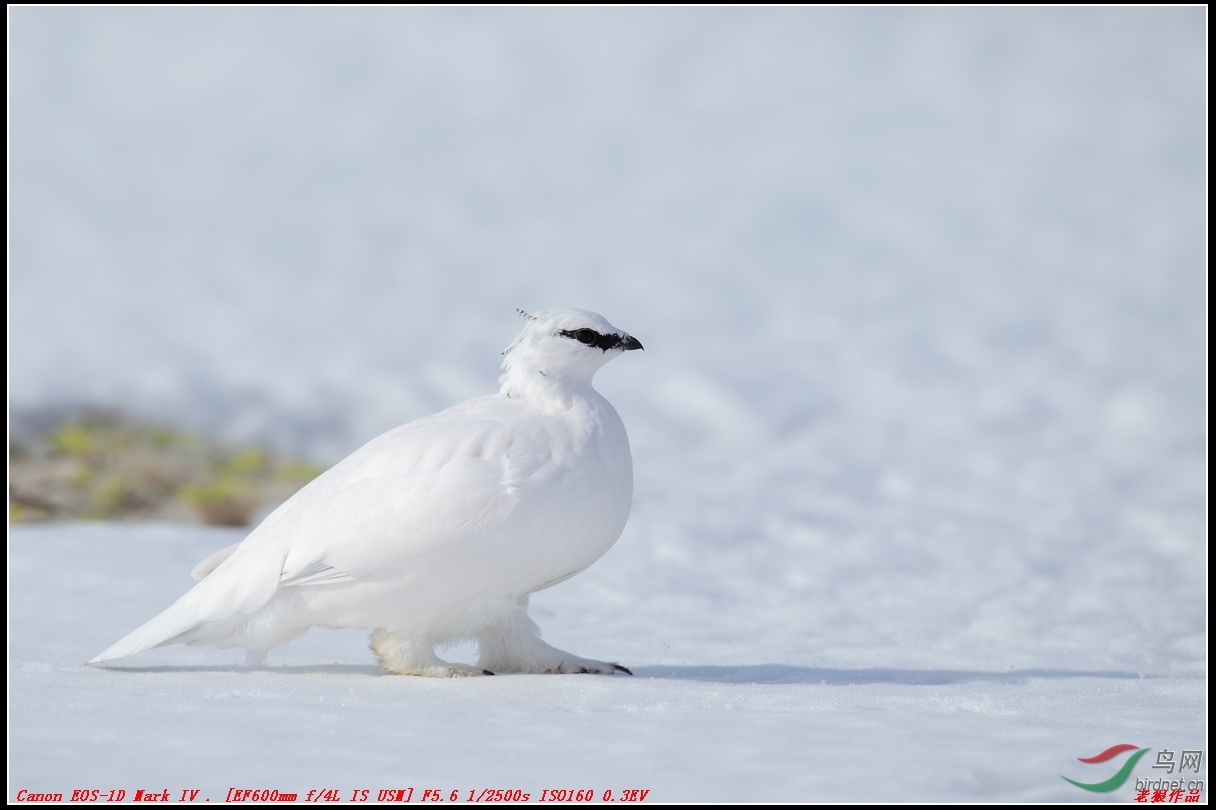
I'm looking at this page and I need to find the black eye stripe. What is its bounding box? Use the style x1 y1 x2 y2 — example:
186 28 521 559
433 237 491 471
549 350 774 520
559 328 622 351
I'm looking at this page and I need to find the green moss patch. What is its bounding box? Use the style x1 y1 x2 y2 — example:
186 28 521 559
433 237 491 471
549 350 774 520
10 413 326 527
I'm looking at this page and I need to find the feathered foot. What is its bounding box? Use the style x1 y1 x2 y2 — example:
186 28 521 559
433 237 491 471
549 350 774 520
370 629 493 678
476 601 631 675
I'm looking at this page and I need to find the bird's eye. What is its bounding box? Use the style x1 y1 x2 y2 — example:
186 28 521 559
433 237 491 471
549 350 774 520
558 327 608 348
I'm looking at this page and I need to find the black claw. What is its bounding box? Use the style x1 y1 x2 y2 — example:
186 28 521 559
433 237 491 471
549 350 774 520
483 669 495 676
613 664 633 675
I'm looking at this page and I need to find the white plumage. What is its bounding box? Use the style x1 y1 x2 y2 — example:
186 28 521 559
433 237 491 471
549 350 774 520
91 309 643 676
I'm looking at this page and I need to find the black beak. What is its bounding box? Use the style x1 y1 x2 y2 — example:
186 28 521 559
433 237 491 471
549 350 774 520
619 335 644 351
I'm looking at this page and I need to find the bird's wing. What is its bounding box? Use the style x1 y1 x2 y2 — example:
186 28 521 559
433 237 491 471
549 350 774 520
277 557 356 587
91 395 550 662
274 396 544 581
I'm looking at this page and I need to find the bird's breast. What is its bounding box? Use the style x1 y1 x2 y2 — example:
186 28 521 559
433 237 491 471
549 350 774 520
497 398 632 591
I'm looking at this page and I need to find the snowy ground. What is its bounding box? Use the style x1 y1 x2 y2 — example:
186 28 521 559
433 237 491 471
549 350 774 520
8 7 1207 804
8 524 1206 802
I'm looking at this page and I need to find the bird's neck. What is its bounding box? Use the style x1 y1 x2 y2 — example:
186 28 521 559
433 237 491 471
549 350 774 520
498 360 599 405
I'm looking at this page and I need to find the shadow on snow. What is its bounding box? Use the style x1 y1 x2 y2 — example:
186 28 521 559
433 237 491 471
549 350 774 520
631 665 1154 685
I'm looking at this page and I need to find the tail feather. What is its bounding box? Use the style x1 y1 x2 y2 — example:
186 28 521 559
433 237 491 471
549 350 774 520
89 542 288 664
88 587 221 663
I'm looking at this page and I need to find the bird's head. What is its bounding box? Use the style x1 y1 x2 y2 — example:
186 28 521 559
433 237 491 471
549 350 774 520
500 308 643 396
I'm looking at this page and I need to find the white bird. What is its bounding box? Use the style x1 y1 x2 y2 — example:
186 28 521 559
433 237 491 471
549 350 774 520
90 309 643 676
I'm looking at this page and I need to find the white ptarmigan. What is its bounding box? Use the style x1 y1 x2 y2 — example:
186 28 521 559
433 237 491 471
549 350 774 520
90 309 642 676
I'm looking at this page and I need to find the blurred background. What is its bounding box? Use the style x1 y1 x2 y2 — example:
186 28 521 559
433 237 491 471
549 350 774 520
8 8 1206 672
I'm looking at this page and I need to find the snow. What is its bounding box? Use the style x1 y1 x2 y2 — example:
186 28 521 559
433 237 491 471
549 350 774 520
7 7 1207 803
8 524 1206 801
